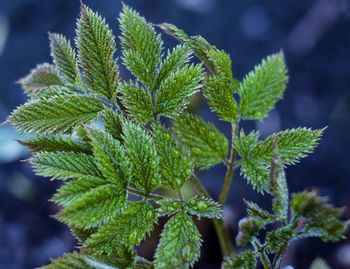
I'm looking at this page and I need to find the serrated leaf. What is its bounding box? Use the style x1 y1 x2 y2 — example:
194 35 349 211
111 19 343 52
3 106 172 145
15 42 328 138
239 52 288 120
40 252 94 269
173 112 228 169
152 123 193 189
86 201 156 251
154 212 201 269
269 142 288 222
88 128 131 188
221 250 256 269
18 63 62 95
18 134 90 153
234 130 259 159
49 33 80 84
155 64 203 118
9 95 104 134
103 108 123 141
31 151 102 180
119 5 162 88
240 159 269 192
77 5 118 100
123 120 160 193
184 196 222 219
204 75 238 122
265 224 295 253
309 258 330 269
156 198 182 217
58 183 126 228
244 200 274 223
251 128 324 165
119 82 154 124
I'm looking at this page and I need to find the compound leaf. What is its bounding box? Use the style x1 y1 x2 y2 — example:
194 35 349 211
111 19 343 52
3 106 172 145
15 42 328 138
184 196 222 219
102 108 123 141
40 253 94 269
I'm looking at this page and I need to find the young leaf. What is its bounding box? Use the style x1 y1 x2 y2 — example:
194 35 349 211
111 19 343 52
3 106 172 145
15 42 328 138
154 212 202 269
40 253 94 269
238 52 288 120
102 108 123 141
152 123 193 189
155 64 203 118
221 250 256 269
265 224 295 253
31 151 102 180
173 112 228 169
18 63 62 95
240 159 269 192
235 216 264 247
86 201 156 250
156 198 182 217
234 130 259 159
77 4 118 100
119 4 162 87
9 95 104 134
269 142 288 222
185 196 222 219
58 183 126 228
87 128 131 188
119 82 154 124
244 200 274 223
123 120 160 193
49 33 80 84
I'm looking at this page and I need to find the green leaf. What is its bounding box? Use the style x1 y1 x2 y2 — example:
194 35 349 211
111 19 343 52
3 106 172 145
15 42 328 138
18 63 62 95
123 120 160 193
251 128 324 165
235 216 264 247
244 200 274 223
265 224 295 253
204 75 238 122
103 108 123 141
40 253 94 269
49 33 80 84
87 128 131 188
119 82 154 124
240 159 269 192
58 183 126 228
31 151 102 180
221 250 256 269
173 112 228 169
155 64 203 118
309 258 330 269
77 4 118 100
234 130 259 159
119 4 162 88
154 212 201 269
9 95 104 134
156 198 182 217
269 142 288 221
86 201 156 250
184 196 222 219
239 52 288 120
152 123 193 189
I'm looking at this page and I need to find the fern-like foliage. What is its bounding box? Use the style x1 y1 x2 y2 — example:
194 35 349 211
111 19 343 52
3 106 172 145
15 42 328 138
8 3 347 269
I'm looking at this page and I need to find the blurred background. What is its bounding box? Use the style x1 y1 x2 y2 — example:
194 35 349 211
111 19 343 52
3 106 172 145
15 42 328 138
0 0 350 268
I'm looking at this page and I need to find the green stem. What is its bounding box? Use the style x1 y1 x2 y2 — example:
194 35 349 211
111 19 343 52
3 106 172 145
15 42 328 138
219 123 237 205
189 175 233 256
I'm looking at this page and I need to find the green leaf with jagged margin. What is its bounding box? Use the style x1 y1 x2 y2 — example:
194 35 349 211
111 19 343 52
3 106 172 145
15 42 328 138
123 120 160 194
265 224 295 253
119 4 162 88
52 177 107 206
291 191 346 242
9 95 104 134
244 200 274 223
155 64 203 118
239 52 288 120
173 112 229 169
154 212 202 269
152 123 193 189
18 134 90 153
184 196 222 219
71 226 97 243
309 258 330 269
204 75 238 122
49 33 80 84
154 44 192 90
103 108 123 141
31 151 102 180
269 143 288 222
77 4 118 100
40 252 94 269
119 82 154 124
87 128 131 188
86 201 156 252
18 63 62 95
221 250 256 269
156 198 182 217
251 128 324 165
240 159 269 192
58 183 126 228
234 130 259 159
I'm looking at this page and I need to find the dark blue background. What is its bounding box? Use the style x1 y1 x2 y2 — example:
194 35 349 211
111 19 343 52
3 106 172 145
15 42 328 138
0 0 350 268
